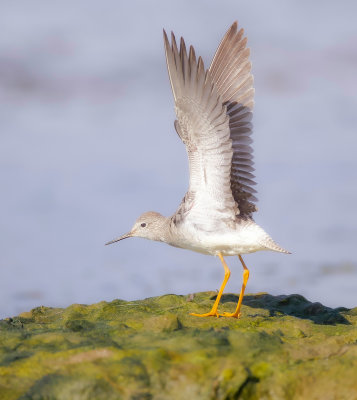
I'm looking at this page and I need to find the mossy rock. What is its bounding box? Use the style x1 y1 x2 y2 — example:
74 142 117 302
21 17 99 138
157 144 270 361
0 292 356 399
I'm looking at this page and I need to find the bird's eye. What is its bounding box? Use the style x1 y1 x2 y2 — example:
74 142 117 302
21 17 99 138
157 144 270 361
141 223 147 228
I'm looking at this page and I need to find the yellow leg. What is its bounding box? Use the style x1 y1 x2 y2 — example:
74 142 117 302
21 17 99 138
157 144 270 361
190 252 230 317
219 255 249 318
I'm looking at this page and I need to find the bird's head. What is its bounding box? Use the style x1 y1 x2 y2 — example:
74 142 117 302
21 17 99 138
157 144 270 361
105 211 168 245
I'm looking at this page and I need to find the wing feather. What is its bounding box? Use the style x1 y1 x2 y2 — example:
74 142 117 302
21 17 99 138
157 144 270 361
209 22 257 216
164 30 238 229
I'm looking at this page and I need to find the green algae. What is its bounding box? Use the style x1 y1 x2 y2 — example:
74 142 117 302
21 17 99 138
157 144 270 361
0 292 356 400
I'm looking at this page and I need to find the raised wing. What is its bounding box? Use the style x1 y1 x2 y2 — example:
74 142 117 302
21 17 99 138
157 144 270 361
209 22 257 216
163 30 238 229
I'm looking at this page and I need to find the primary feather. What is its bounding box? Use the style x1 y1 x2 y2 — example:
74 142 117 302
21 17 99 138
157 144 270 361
209 22 257 216
163 21 257 233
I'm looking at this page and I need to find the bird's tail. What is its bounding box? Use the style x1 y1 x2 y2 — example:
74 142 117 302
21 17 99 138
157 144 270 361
248 221 291 254
263 237 291 254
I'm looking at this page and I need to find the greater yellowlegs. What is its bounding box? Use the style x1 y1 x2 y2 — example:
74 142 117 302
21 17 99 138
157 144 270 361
106 22 290 318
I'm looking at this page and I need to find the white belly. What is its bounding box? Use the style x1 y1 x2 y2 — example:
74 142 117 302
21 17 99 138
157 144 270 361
169 221 269 256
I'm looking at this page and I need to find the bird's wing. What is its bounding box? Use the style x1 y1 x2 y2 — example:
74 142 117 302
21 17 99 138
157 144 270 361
209 21 257 217
163 30 238 229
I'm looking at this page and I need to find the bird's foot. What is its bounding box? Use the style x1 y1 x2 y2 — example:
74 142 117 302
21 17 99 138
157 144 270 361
190 311 220 318
218 312 241 319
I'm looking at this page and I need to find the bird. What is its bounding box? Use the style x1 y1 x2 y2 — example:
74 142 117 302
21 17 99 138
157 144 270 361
106 21 290 318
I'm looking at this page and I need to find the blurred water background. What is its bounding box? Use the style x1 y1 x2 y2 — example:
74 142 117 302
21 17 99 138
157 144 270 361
1 0 356 318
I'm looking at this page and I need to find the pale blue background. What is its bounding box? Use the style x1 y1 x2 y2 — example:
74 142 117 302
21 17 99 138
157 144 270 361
1 0 356 317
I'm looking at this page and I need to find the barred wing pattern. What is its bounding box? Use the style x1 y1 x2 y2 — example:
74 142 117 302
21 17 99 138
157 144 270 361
209 22 257 216
163 31 238 230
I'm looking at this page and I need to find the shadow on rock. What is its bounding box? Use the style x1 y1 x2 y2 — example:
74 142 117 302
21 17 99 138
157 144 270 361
214 293 350 325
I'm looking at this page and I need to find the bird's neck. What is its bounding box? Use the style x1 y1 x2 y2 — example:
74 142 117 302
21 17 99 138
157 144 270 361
151 214 173 243
162 217 175 243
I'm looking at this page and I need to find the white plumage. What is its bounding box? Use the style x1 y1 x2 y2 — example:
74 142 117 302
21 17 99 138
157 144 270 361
106 22 290 318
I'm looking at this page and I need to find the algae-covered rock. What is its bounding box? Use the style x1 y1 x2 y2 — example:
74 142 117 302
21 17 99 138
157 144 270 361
0 292 356 400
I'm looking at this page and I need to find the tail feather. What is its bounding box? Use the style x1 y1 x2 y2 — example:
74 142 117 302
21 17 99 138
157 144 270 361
264 237 291 254
246 220 291 254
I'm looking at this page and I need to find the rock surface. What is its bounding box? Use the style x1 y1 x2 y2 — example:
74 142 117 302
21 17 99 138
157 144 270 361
0 292 356 400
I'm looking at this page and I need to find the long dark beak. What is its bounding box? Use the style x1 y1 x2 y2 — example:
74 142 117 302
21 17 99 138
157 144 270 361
105 233 132 246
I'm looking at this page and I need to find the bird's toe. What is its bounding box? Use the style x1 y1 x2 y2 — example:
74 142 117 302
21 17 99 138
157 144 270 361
189 311 220 318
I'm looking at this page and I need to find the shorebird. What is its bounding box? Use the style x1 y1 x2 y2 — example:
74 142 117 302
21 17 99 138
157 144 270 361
106 22 290 318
